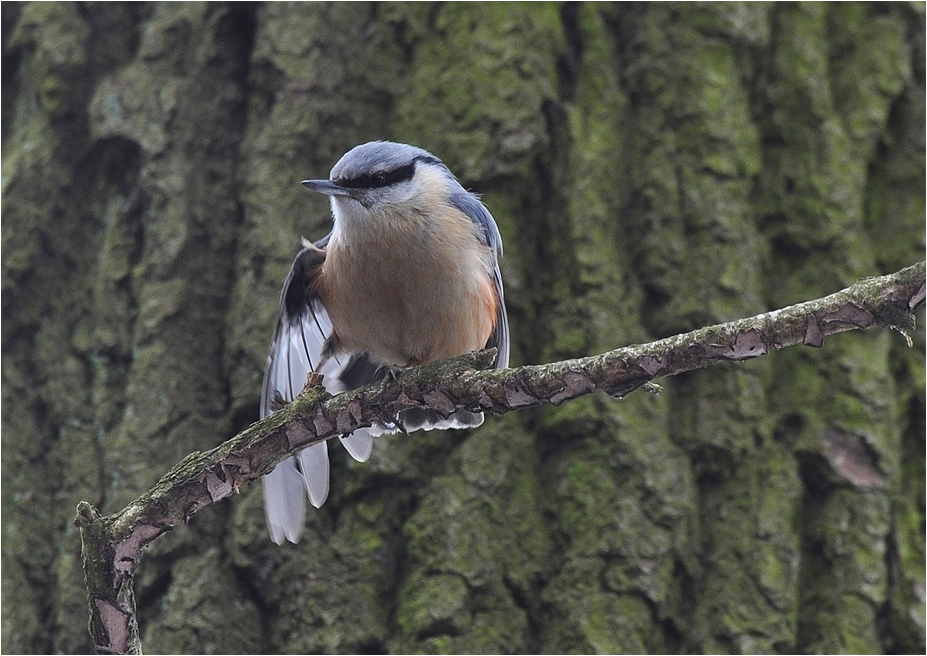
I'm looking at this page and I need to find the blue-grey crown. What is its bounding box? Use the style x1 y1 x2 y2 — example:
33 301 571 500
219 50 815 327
329 141 446 190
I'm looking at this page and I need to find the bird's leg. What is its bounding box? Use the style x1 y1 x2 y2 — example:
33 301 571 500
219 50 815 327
374 364 408 433
374 364 405 387
301 346 334 395
301 371 324 395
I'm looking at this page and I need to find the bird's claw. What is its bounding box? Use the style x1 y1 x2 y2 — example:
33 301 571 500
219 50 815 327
301 371 325 395
374 365 408 433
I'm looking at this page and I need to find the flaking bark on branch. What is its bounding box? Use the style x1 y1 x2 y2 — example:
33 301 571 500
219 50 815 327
76 261 925 655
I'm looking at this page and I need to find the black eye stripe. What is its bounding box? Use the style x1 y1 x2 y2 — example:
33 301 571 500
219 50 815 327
333 162 411 189
333 155 445 190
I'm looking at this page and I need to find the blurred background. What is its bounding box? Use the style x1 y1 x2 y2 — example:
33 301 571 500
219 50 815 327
2 2 924 653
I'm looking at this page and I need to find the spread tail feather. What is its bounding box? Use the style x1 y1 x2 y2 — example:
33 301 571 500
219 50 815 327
339 428 374 462
298 442 330 509
400 408 484 432
262 459 308 545
263 413 476 544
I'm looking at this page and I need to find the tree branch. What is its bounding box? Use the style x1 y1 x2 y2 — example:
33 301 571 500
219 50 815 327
76 261 925 654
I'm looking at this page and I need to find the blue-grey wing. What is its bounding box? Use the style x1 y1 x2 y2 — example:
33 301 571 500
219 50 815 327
448 190 510 369
260 238 374 544
448 188 503 255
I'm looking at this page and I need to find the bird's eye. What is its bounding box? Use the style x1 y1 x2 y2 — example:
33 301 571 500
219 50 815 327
373 173 386 187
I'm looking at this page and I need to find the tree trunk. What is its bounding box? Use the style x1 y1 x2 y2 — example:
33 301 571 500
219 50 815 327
2 3 923 653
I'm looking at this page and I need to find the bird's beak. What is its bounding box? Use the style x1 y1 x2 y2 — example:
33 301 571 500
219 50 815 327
301 179 354 197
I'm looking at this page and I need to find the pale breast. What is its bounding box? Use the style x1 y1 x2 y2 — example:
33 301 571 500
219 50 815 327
320 204 497 367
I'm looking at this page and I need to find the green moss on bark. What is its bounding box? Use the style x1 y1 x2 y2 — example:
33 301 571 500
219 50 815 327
3 2 923 654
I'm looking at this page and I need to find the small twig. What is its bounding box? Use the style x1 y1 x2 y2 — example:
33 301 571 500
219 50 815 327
76 261 925 655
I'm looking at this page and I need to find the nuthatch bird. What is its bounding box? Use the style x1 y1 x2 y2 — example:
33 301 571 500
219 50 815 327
261 141 509 544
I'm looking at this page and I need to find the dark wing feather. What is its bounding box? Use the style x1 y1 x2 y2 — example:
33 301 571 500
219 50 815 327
260 239 374 544
260 244 326 417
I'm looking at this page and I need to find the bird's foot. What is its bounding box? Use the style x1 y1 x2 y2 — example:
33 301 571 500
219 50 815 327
374 365 408 432
301 371 325 395
374 364 405 386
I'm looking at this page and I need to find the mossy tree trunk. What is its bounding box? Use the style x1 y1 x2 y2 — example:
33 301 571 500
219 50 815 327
2 3 923 654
